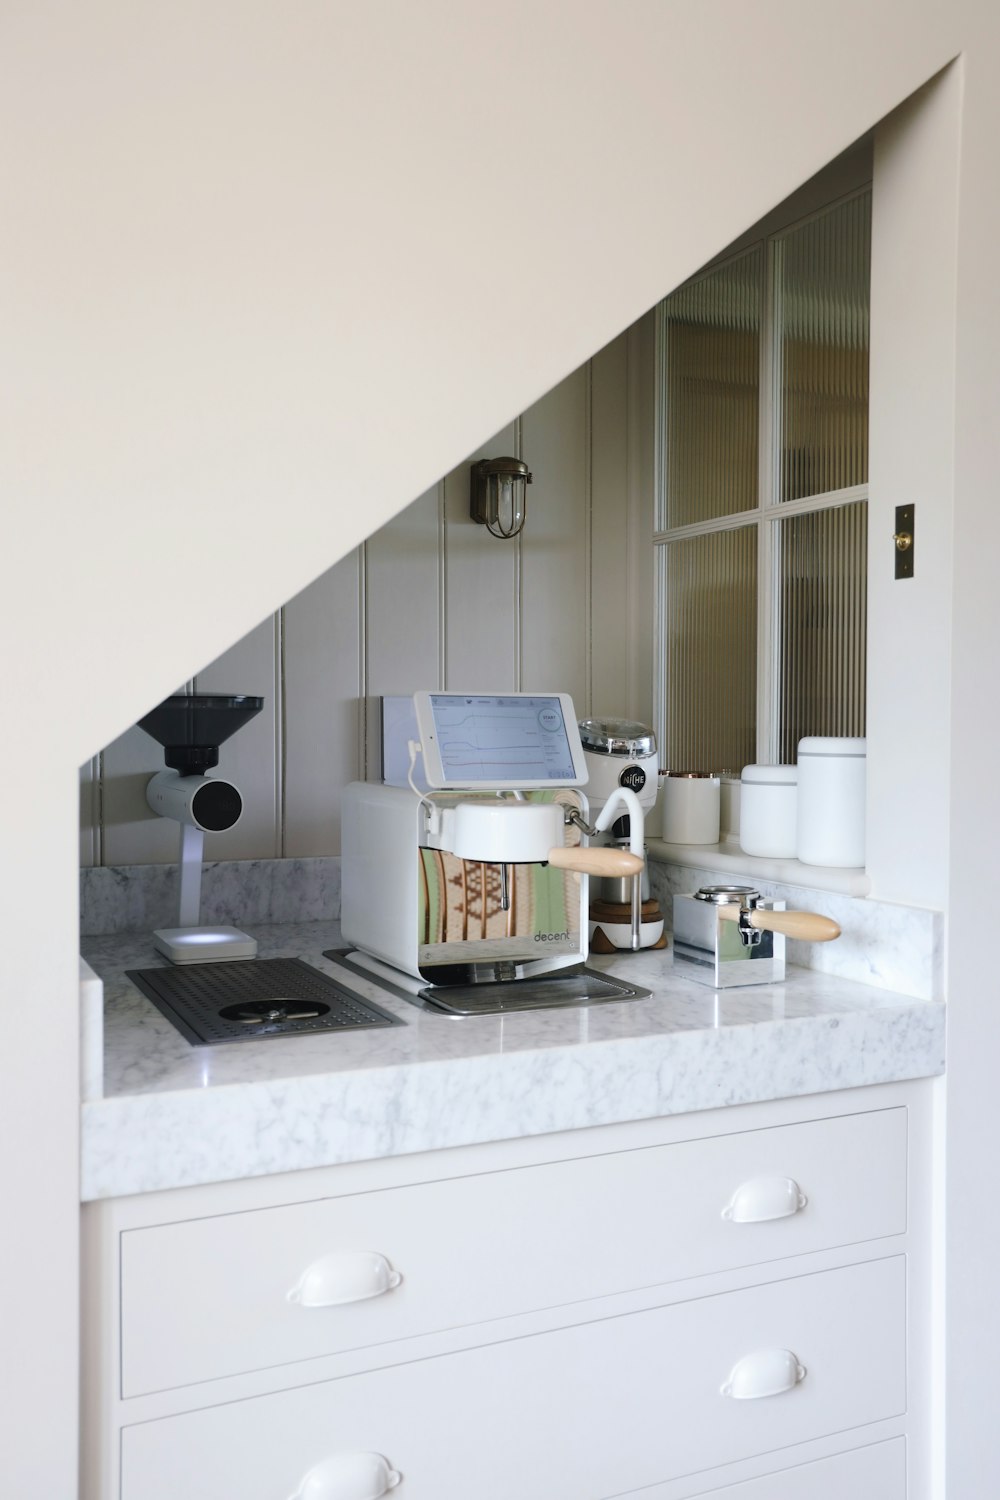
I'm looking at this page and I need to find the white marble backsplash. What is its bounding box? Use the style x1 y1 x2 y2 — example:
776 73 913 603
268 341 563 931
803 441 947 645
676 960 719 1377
80 856 341 936
81 853 942 1000
648 857 943 1000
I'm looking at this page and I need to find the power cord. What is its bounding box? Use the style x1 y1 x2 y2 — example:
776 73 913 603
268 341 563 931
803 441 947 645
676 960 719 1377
406 739 441 830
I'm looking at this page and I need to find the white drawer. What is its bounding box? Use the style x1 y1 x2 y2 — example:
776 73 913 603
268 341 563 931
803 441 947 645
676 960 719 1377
121 1107 906 1395
684 1438 906 1498
121 1256 906 1500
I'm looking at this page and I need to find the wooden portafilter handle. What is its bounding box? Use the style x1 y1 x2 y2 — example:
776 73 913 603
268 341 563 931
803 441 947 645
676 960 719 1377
717 905 841 943
547 847 644 878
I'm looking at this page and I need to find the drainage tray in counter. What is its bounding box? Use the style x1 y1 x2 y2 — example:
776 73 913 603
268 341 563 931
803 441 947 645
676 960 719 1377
324 951 649 1016
126 958 405 1045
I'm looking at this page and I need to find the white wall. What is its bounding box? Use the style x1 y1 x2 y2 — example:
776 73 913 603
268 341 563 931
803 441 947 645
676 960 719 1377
79 330 654 866
945 32 1000 1496
0 2 975 1491
867 72 959 912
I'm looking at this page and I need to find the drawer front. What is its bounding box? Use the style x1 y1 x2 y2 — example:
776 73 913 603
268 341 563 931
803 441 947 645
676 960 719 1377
121 1107 906 1395
686 1438 906 1499
121 1256 905 1500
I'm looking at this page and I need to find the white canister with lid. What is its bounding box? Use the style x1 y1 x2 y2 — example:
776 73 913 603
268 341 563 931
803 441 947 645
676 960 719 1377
662 772 721 845
739 765 798 857
796 736 866 867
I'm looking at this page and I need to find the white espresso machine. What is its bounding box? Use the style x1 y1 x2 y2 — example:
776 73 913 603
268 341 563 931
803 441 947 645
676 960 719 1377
341 693 650 1012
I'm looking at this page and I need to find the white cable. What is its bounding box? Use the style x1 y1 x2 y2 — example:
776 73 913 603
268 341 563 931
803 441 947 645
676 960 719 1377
406 739 439 824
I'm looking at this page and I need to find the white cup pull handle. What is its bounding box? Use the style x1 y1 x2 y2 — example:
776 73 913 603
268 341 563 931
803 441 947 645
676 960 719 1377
720 1348 807 1399
288 1452 401 1500
287 1251 403 1308
722 1175 807 1223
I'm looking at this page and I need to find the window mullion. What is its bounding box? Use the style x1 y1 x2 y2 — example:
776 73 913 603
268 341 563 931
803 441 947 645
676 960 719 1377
653 305 667 754
756 235 781 764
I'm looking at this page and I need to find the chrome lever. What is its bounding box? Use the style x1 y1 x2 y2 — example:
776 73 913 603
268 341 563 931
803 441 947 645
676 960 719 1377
564 807 598 838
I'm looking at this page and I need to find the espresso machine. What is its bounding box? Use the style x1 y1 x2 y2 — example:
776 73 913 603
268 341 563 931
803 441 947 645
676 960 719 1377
340 692 652 1014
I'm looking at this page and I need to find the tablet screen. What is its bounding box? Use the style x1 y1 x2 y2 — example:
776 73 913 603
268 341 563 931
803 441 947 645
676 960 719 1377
418 693 585 788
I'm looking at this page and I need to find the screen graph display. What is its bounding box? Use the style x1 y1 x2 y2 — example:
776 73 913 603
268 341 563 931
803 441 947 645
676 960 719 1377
423 694 582 786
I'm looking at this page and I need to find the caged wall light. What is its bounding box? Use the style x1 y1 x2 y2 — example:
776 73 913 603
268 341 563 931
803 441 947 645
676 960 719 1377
470 456 533 539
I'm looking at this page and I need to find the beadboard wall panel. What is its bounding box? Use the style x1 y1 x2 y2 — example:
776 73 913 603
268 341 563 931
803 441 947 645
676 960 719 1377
590 332 632 719
194 618 282 862
443 421 520 691
79 761 99 869
101 684 194 866
365 483 444 696
82 337 650 864
520 365 590 707
627 314 656 727
282 549 364 859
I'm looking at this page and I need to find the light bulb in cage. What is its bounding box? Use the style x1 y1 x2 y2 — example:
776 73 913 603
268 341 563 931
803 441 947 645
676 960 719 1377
470 456 532 539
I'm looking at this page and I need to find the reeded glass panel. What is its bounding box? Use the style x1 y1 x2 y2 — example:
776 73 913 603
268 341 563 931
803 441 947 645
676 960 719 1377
777 501 867 762
662 248 761 528
663 527 757 773
778 192 870 502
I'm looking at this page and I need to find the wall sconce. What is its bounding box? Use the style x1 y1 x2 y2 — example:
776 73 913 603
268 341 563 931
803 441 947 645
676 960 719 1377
470 457 532 540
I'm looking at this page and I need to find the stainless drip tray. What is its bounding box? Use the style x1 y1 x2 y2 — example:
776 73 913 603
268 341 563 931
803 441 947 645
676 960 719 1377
126 958 405 1045
324 952 649 1016
418 969 649 1016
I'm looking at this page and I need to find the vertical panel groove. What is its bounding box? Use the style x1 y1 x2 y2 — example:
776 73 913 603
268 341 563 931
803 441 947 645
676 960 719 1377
437 480 447 689
584 358 594 717
514 414 523 691
95 752 105 867
358 543 368 777
276 607 287 858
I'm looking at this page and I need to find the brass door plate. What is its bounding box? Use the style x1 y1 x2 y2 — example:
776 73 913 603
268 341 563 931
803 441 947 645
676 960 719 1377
894 504 914 579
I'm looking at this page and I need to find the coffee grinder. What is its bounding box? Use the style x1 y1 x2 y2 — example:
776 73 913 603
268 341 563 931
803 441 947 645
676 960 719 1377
137 693 263 963
578 717 666 952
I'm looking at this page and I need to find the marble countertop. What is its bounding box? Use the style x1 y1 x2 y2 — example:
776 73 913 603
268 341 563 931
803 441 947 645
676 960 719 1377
81 921 945 1201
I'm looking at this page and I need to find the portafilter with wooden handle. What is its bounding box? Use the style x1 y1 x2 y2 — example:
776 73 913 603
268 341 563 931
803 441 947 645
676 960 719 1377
716 902 840 942
672 884 840 989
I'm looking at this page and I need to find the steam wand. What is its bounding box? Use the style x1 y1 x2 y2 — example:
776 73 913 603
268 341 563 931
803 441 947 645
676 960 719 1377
567 785 646 950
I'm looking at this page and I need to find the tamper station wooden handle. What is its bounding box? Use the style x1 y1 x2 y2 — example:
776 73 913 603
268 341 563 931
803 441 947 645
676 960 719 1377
717 905 841 943
547 847 644 877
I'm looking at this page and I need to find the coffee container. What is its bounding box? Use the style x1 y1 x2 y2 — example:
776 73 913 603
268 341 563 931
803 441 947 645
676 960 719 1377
796 736 866 867
739 765 798 858
662 772 721 845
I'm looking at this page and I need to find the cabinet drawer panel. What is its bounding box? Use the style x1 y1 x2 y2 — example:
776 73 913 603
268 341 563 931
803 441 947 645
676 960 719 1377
121 1257 905 1500
685 1438 905 1499
121 1107 906 1395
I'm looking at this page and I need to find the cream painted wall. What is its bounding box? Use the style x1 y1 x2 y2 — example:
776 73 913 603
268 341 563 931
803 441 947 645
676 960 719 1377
79 331 653 867
943 34 1000 1498
0 2 984 1492
867 73 959 912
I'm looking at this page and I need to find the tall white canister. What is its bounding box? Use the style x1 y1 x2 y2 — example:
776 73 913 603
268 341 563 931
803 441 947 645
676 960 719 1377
796 736 867 867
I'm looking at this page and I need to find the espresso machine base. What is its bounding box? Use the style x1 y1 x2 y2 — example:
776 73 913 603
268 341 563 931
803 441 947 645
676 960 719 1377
325 950 650 1016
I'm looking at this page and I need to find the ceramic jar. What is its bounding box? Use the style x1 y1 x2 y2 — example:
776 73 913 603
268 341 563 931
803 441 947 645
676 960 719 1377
796 736 866 867
739 764 798 857
662 771 721 844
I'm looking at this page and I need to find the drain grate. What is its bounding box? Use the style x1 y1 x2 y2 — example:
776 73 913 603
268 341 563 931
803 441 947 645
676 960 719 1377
126 958 405 1046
